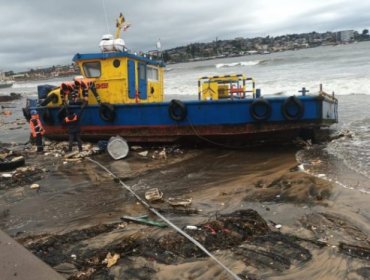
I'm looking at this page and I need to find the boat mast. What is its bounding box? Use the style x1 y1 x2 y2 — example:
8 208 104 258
114 13 130 39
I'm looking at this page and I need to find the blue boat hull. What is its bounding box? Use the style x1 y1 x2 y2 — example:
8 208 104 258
28 95 338 143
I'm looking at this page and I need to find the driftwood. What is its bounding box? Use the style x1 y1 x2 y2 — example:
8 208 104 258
0 93 22 102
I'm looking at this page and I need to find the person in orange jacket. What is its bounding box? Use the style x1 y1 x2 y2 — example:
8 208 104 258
29 110 45 152
64 102 86 152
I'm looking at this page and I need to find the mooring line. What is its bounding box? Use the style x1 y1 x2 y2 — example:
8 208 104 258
86 157 242 280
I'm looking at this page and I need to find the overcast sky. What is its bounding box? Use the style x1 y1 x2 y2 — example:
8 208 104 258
1 0 369 71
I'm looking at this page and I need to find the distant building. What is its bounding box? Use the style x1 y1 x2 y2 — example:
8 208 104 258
337 30 355 42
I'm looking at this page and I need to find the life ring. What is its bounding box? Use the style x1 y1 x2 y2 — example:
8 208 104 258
168 99 187 121
42 109 54 125
99 103 116 122
40 93 59 106
22 108 31 121
250 98 272 121
281 96 304 120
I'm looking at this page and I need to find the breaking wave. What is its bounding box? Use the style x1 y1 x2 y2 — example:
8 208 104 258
215 60 261 68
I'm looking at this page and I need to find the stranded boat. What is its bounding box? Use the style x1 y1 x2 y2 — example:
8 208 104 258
0 72 14 89
23 14 338 144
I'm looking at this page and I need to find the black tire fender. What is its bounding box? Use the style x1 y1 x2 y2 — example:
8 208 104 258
250 98 272 121
0 157 25 171
168 99 187 121
22 108 31 121
40 93 59 106
42 109 54 125
99 103 116 122
281 96 304 120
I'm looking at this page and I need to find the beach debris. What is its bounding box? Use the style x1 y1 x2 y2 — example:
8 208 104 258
275 224 282 229
185 225 198 230
158 148 167 159
121 215 167 228
0 153 25 171
145 188 163 202
53 263 78 277
130 145 142 151
117 223 127 229
107 136 129 160
0 93 21 102
102 252 120 268
339 242 370 260
152 148 167 159
75 268 96 278
1 173 13 178
11 156 24 162
138 151 149 157
71 254 77 260
167 197 192 207
30 183 40 190
1 110 12 116
64 151 79 158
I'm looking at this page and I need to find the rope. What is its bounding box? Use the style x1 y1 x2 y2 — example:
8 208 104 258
86 157 242 280
185 115 252 150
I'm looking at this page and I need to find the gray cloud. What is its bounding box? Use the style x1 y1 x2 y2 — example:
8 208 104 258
0 0 369 71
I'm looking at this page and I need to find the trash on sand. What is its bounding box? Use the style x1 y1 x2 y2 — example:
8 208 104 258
275 224 282 229
30 183 40 190
71 254 77 260
145 188 163 202
1 110 12 116
167 197 192 207
102 252 120 268
1 173 12 178
121 215 167 228
64 151 79 159
130 145 142 151
138 151 149 157
10 156 24 162
53 263 78 276
107 136 129 160
185 225 198 230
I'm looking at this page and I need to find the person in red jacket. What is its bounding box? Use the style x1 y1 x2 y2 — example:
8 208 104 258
29 110 45 152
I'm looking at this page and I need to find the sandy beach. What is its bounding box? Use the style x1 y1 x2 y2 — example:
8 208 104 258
1 139 369 280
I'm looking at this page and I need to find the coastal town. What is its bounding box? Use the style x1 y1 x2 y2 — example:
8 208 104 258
2 28 369 81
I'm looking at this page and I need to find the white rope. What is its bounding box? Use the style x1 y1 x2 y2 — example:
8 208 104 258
86 157 242 280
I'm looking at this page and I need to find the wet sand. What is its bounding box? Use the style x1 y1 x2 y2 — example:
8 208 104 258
1 143 370 279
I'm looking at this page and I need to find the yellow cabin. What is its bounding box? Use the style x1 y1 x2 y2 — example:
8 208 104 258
45 53 165 107
198 74 256 100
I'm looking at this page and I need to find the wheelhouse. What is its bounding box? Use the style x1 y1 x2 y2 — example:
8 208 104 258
73 52 165 105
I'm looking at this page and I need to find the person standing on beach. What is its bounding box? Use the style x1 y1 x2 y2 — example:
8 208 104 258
29 110 45 152
64 102 86 152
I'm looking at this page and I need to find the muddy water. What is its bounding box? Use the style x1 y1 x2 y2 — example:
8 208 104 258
1 145 370 279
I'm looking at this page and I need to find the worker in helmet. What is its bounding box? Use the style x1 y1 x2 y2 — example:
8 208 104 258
64 102 86 152
29 110 45 152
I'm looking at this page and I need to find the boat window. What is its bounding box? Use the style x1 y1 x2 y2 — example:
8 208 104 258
82 62 101 78
113 59 120 68
147 66 159 81
139 63 146 80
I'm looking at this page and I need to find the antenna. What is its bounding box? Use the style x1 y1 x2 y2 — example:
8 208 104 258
101 0 110 34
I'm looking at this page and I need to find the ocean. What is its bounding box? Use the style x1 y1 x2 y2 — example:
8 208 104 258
1 41 370 194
